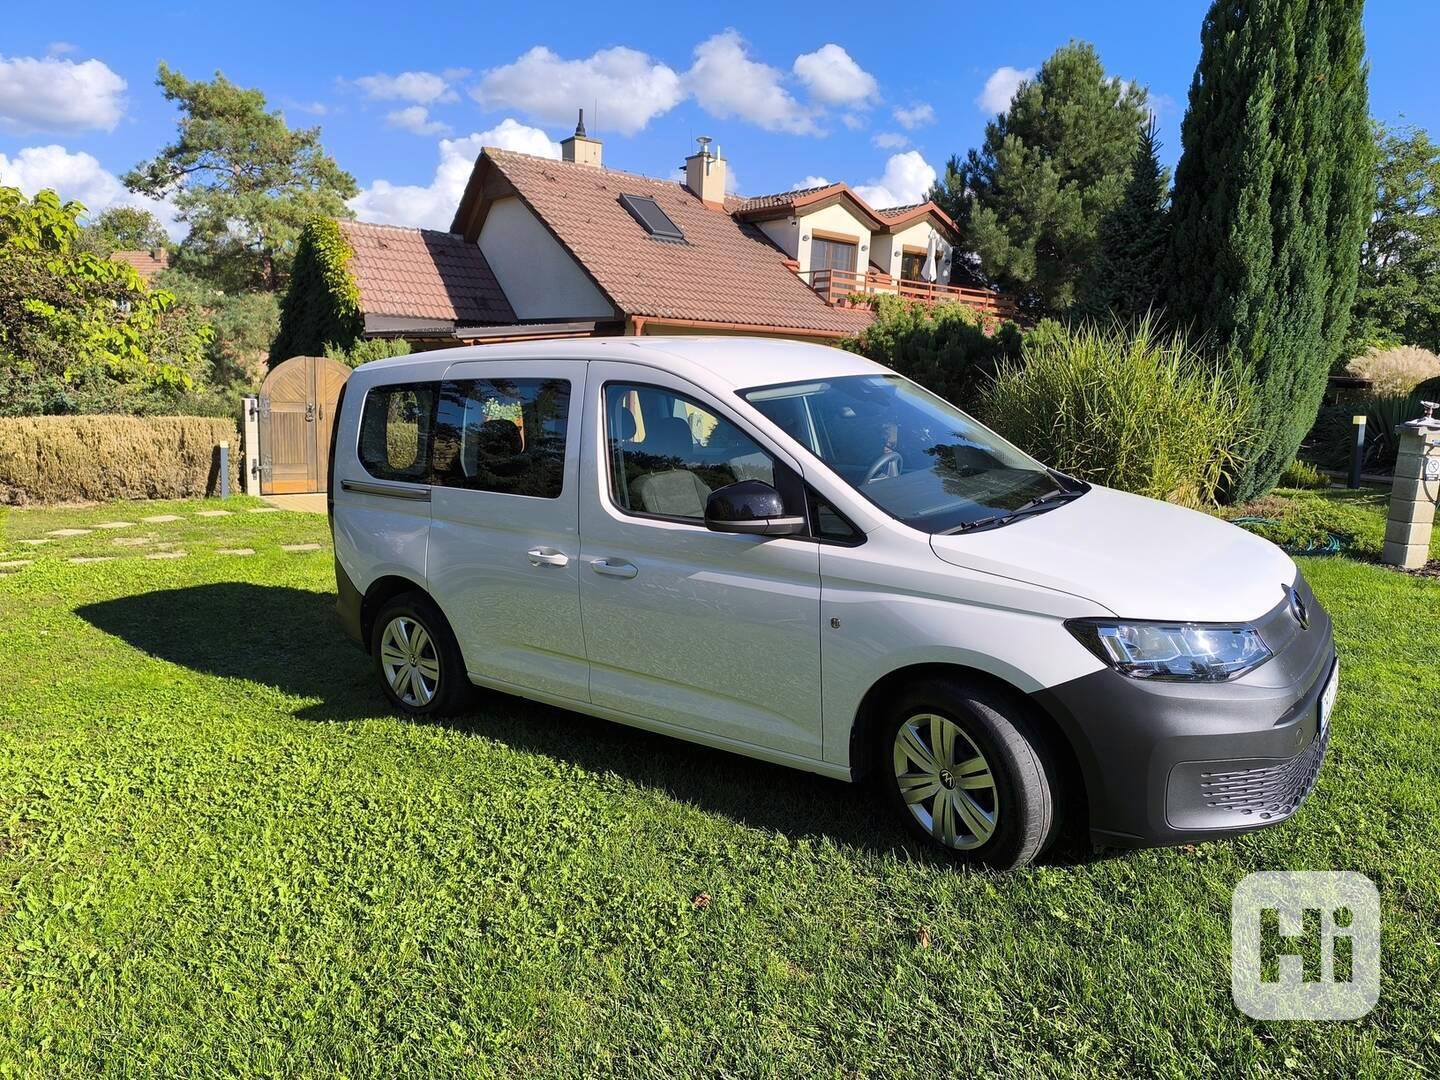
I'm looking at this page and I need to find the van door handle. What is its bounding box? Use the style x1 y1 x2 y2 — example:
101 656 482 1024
589 558 638 579
527 548 570 568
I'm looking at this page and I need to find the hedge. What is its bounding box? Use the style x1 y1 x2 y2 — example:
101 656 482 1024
0 415 240 504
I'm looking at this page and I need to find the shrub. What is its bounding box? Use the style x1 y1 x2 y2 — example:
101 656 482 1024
1344 345 1440 396
324 337 411 368
269 217 362 365
0 415 239 504
1278 458 1330 489
981 318 1255 506
842 295 1021 409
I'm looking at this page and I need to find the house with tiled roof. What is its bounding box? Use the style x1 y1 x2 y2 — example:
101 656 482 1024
110 248 170 283
313 113 1012 352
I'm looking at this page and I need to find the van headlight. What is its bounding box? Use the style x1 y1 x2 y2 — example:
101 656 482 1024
1065 619 1271 681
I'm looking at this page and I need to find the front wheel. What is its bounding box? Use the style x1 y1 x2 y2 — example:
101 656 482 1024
877 677 1060 869
372 592 470 717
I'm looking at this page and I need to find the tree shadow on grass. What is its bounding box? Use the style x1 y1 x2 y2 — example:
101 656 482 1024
77 583 1102 867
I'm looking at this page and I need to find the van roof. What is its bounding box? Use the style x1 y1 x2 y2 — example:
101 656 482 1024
354 335 886 392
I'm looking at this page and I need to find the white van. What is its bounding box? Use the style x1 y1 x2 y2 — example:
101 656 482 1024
329 338 1337 868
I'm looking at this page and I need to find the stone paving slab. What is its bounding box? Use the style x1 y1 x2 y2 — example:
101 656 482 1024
281 543 323 553
95 521 135 530
248 506 283 513
47 528 92 537
18 538 53 546
112 537 151 547
141 515 181 523
145 551 188 560
193 509 233 518
0 559 33 570
217 548 256 556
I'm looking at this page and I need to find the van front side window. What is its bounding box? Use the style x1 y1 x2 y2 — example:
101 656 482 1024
605 383 775 521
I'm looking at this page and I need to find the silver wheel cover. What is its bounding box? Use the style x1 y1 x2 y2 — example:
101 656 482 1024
380 616 441 707
893 713 999 850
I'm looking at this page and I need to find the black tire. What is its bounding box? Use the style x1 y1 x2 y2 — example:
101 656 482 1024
371 591 471 717
875 677 1060 870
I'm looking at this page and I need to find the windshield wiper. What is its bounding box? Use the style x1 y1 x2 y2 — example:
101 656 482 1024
942 488 1086 535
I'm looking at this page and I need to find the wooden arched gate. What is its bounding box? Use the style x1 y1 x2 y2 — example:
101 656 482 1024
258 355 352 494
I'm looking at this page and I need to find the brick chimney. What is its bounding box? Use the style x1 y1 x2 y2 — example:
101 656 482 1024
684 137 727 206
560 108 602 167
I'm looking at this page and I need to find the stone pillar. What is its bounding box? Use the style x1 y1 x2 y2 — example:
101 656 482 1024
1382 419 1440 569
241 396 261 496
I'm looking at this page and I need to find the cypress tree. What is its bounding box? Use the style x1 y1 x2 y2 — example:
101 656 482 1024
1077 115 1170 321
1167 0 1370 502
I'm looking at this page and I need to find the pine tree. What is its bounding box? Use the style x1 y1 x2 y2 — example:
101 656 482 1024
934 42 1149 315
1077 116 1170 322
1167 0 1370 501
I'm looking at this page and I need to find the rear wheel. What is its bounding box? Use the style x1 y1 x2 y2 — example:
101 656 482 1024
877 677 1059 869
372 592 470 717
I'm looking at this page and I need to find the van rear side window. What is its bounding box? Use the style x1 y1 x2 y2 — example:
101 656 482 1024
358 383 436 483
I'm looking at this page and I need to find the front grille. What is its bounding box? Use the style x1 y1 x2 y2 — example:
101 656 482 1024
1196 723 1330 821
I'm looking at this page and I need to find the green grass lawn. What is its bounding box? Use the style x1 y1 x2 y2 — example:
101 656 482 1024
1 495 1437 1077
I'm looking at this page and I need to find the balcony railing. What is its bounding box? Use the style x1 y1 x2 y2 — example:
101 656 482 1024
796 266 1018 320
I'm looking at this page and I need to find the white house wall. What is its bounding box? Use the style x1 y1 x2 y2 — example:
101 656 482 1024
874 219 953 282
478 197 615 320
795 203 873 274
757 218 799 259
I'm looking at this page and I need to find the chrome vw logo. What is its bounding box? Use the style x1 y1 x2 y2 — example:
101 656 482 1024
1286 585 1310 630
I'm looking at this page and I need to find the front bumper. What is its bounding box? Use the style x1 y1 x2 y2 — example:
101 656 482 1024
1031 573 1337 849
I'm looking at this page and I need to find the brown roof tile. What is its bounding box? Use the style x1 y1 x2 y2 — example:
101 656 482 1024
111 249 169 282
478 151 873 336
338 220 514 324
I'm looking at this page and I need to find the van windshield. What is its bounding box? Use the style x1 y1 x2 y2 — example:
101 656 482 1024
742 374 1079 534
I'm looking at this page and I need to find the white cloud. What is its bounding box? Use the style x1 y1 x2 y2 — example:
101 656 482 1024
353 70 456 104
976 66 1035 115
285 100 330 117
349 120 560 229
686 31 817 136
853 151 936 209
872 132 908 150
0 54 126 134
0 144 180 237
892 102 935 130
473 45 682 136
46 42 77 57
386 106 450 136
793 44 877 107
793 175 831 190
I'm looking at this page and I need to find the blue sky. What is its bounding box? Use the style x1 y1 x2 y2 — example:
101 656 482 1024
2 1 1434 236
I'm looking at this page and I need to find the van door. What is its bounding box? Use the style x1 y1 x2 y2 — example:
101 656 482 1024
577 361 822 760
426 360 588 702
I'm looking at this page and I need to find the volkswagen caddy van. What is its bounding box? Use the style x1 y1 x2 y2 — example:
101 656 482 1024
329 338 1337 868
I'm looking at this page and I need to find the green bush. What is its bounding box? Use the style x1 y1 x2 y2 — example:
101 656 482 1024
842 295 1021 409
1278 458 1331 490
324 337 411 368
0 415 239 504
981 318 1255 506
1366 392 1432 465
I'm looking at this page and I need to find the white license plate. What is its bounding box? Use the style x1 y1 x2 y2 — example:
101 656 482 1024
1319 661 1339 736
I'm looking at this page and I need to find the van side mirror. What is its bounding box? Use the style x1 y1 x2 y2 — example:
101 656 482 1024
704 480 806 537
